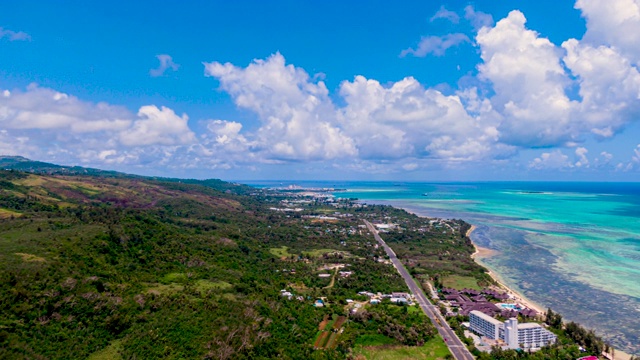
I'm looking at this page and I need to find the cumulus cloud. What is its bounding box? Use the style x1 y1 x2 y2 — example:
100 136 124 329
200 53 514 167
400 33 470 57
120 106 195 146
529 150 572 170
562 39 640 137
477 10 576 147
430 6 460 23
472 6 640 152
576 0 640 64
0 84 197 168
574 147 589 167
204 53 357 161
0 26 31 41
337 75 507 162
149 54 179 77
0 84 131 131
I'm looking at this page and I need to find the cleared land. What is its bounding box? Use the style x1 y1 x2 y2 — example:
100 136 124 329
353 337 450 360
87 340 123 360
270 246 294 258
441 275 482 290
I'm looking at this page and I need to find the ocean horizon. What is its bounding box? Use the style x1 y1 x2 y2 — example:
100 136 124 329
247 180 640 354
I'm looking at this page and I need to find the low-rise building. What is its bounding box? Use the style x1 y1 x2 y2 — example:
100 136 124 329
389 297 408 304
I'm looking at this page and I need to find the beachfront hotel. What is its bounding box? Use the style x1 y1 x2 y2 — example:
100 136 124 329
469 311 557 350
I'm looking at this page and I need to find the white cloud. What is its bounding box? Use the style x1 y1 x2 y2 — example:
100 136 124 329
574 147 589 167
150 54 179 77
0 83 200 169
562 39 640 138
594 151 613 168
120 105 196 146
0 84 131 131
477 10 576 147
400 33 470 57
575 0 640 64
204 53 357 161
0 26 31 41
402 162 418 171
430 6 459 23
464 5 494 30
337 75 509 162
529 150 572 170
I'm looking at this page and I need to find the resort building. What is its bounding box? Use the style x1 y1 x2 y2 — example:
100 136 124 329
469 310 502 340
469 311 557 350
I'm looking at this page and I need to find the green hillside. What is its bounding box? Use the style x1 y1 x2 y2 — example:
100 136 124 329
0 168 442 359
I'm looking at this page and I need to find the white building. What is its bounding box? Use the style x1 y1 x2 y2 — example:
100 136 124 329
514 322 557 349
469 310 501 340
469 311 557 350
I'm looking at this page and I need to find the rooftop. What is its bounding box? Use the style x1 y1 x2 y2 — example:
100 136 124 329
470 310 502 325
518 322 543 329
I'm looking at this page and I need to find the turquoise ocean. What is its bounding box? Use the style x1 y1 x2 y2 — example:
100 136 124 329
249 181 640 353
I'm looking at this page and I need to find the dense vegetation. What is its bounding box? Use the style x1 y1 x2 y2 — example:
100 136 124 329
0 168 443 359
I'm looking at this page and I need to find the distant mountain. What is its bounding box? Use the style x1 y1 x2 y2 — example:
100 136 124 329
0 155 120 175
0 155 253 195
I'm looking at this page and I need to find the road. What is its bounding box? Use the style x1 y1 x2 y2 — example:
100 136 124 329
364 221 475 360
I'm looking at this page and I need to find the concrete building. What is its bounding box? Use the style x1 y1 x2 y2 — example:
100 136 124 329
514 322 557 349
469 310 501 340
469 311 557 350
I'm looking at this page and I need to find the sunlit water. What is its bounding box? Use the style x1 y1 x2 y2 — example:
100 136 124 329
248 181 640 353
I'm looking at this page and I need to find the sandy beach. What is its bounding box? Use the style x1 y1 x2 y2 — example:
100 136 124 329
466 225 545 314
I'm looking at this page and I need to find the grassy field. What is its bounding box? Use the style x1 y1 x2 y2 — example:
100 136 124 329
353 337 451 360
194 279 233 293
441 275 482 290
87 340 123 360
0 208 21 219
269 246 294 258
146 282 185 295
355 334 397 347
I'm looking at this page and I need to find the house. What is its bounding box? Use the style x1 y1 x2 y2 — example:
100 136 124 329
389 297 408 304
314 299 324 307
392 292 410 299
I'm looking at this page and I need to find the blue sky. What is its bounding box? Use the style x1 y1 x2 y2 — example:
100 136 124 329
1 0 640 181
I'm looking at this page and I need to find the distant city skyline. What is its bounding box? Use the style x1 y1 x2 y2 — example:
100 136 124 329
1 0 639 181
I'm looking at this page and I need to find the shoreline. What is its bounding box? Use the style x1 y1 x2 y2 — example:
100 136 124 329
353 198 637 356
466 225 545 314
466 223 633 359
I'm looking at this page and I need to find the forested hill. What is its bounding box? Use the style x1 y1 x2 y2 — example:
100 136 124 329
0 155 253 195
0 168 443 359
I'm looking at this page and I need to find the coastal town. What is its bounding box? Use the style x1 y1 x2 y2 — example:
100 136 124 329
260 185 625 359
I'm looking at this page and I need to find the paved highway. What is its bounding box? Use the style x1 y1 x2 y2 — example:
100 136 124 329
364 221 475 360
